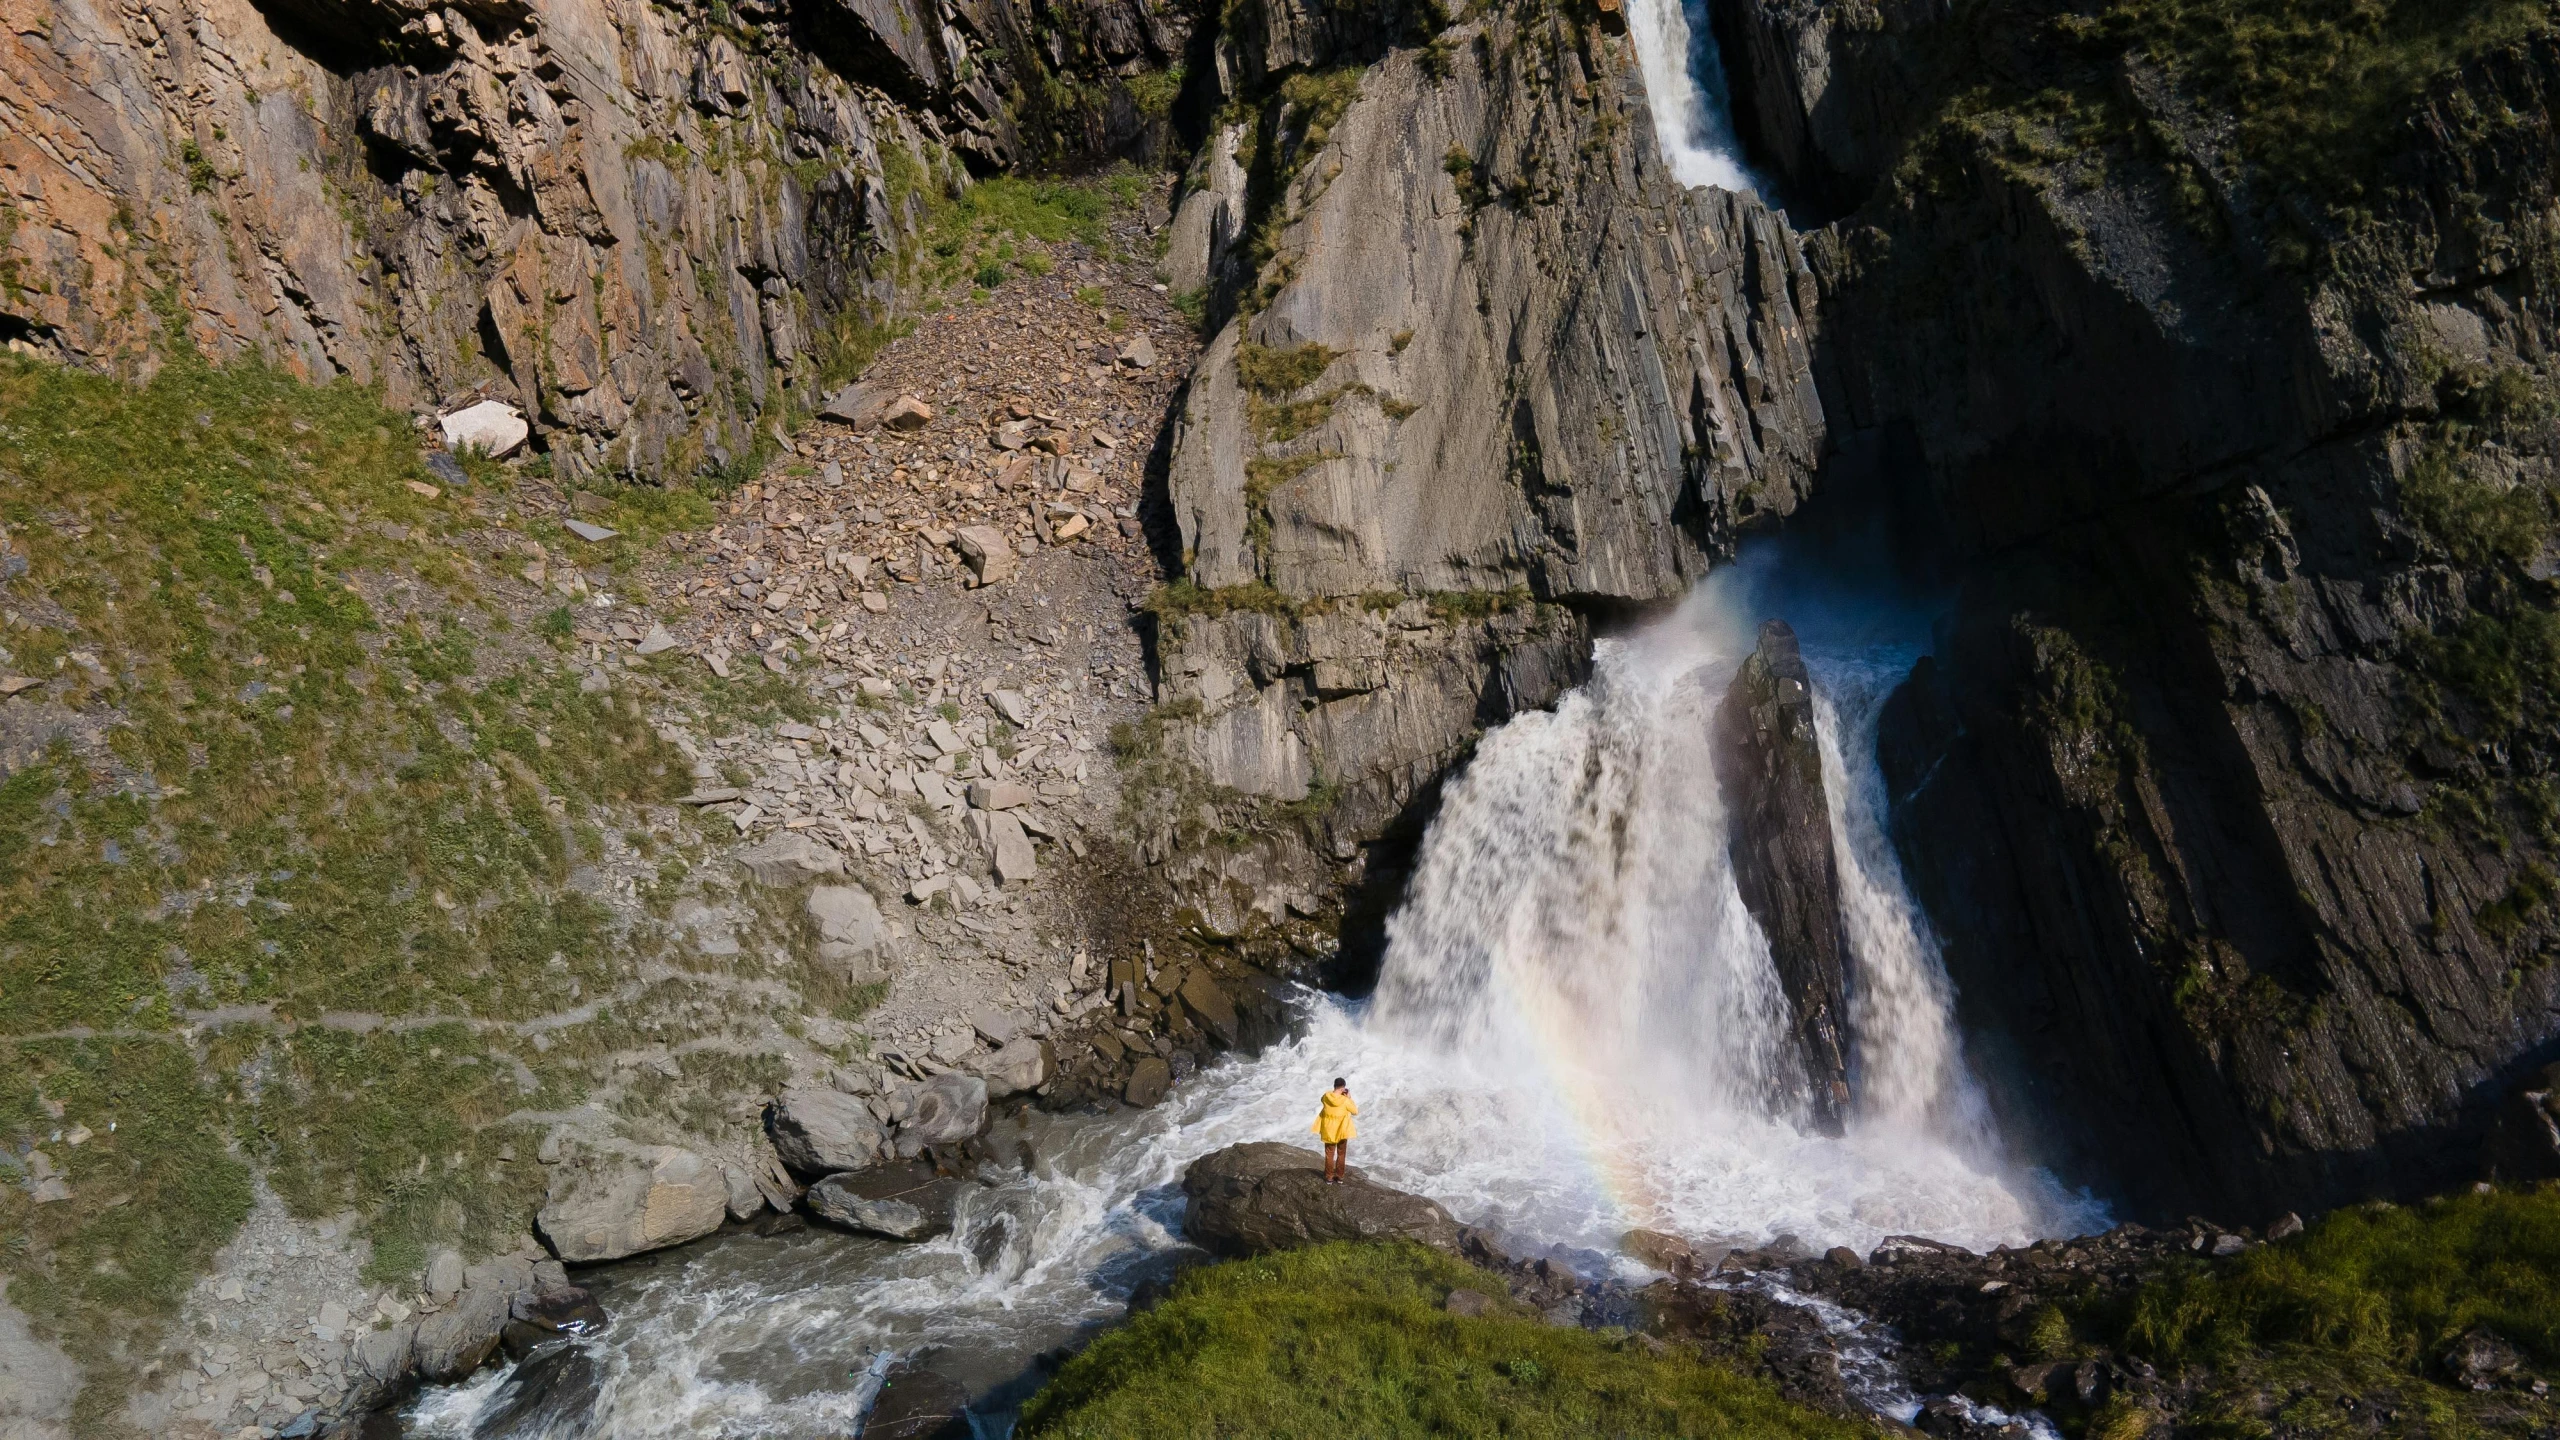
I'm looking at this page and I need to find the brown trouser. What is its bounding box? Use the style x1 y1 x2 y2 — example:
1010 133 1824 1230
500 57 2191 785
1323 1140 1347 1180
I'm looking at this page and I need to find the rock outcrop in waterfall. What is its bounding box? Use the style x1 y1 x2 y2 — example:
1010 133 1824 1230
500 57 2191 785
1713 619 1851 1132
1134 0 1825 954
1713 0 2560 1216
0 0 1187 485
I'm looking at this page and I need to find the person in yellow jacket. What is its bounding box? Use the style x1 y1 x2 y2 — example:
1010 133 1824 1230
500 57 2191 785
1312 1077 1358 1184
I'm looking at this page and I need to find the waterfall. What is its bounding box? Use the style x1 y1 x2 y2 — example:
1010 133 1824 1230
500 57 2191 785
1362 572 2093 1253
1623 0 1759 192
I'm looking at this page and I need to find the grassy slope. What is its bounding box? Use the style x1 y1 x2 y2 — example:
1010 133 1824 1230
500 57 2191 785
1017 1242 1876 1440
0 354 746 1427
2120 1188 2560 1370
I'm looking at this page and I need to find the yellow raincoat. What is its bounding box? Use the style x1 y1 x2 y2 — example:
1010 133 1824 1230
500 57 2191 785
1312 1089 1359 1145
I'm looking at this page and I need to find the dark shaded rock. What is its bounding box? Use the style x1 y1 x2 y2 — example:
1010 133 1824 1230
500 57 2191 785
1638 1280 1852 1414
863 1363 972 1440
468 1340 599 1439
1124 1056 1173 1107
1182 1141 1461 1257
805 1160 964 1241
1806 12 2560 1219
2443 1327 2525 1388
499 1285 607 1362
1713 620 1851 1132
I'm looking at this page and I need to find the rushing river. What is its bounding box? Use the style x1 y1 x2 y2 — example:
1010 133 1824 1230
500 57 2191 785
404 551 2107 1438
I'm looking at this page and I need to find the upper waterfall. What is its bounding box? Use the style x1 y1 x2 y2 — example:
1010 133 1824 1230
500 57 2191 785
1623 0 1760 191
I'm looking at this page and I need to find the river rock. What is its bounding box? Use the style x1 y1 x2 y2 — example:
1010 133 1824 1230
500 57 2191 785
1176 969 1241 1048
1712 619 1851 1133
1182 1142 1463 1257
500 1284 608 1362
733 833 845 886
536 1141 730 1262
974 1037 1051 1098
765 1088 889 1178
1621 1228 1706 1275
885 1072 988 1157
467 1340 600 1437
864 1362 973 1439
1123 1056 1171 1107
804 1161 964 1241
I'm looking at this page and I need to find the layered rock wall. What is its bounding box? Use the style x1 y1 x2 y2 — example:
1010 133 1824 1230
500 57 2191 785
0 0 1188 484
1140 3 1826 947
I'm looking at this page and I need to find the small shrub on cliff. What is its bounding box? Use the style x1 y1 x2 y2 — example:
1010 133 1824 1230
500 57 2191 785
2118 1186 2560 1370
1235 339 1338 396
1017 1241 1867 1439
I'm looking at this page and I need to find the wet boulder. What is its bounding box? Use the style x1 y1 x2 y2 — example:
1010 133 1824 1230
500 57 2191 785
864 1362 973 1439
1711 619 1851 1132
805 1160 965 1241
1182 1142 1462 1257
886 1072 988 1157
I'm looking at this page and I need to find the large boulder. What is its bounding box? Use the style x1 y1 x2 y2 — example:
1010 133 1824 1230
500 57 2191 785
806 884 894 979
885 1072 988 1157
973 1038 1050 1099
1182 1142 1462 1257
536 1141 729 1262
1712 619 1851 1133
765 1088 890 1179
438 399 528 458
819 381 892 429
804 1160 965 1241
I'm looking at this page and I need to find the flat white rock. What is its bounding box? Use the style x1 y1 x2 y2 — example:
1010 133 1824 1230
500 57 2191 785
438 400 528 458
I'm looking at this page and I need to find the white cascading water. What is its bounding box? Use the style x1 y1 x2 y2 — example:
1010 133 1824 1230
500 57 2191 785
1622 0 1759 192
405 560 2105 1439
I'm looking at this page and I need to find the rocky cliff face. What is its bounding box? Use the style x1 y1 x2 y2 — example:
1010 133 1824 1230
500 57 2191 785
1711 0 2560 1216
0 0 1188 485
1132 0 1826 955
1714 618 1851 1131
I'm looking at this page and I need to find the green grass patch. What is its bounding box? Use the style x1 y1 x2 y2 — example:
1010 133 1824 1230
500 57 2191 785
1236 340 1338 396
1018 1241 1871 1440
2115 1187 2560 1370
0 355 714 1417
